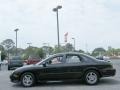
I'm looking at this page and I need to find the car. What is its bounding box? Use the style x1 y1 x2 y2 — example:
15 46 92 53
96 56 111 62
10 52 116 87
96 56 104 60
25 58 41 65
8 56 23 70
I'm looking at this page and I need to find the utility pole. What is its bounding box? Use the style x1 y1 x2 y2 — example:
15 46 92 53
14 28 19 56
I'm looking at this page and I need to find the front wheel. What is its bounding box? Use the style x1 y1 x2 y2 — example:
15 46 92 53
21 72 35 87
84 70 99 85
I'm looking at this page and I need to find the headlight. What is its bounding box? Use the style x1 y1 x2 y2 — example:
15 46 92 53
13 73 19 78
11 70 15 74
11 71 20 78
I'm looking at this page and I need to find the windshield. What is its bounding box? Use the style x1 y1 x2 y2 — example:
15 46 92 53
36 55 54 65
82 54 97 60
35 59 46 65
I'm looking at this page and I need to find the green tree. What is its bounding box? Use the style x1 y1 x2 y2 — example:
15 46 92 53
65 43 74 52
48 47 54 55
1 39 15 59
115 49 120 56
106 46 117 56
78 49 85 53
53 43 74 53
37 48 45 59
107 46 120 56
23 46 45 59
23 46 38 59
42 46 54 56
1 52 6 61
54 45 61 53
0 45 7 61
1 39 15 50
92 47 106 56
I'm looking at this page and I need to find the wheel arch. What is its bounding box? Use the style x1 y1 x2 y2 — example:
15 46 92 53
83 67 102 78
20 71 38 81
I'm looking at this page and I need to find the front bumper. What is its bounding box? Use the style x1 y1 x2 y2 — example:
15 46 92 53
10 73 20 83
101 68 116 77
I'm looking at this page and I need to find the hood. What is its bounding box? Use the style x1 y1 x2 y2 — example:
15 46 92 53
14 64 43 72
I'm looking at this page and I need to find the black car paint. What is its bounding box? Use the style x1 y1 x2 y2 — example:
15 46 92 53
10 52 116 83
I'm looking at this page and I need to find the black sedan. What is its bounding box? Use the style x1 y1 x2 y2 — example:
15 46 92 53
10 52 116 87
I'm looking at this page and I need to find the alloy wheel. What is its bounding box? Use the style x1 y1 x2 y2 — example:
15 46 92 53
21 73 35 87
85 70 99 85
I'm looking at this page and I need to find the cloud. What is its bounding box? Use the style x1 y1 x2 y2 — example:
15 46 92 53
0 0 120 51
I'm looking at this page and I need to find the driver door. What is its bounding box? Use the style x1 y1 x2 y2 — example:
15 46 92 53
39 55 65 80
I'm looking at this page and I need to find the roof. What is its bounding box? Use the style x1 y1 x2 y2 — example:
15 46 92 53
52 52 84 56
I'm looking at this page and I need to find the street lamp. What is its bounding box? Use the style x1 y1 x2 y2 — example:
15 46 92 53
14 28 19 56
27 43 32 47
53 5 62 52
72 38 76 51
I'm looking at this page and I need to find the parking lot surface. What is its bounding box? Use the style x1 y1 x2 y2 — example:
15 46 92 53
0 59 120 90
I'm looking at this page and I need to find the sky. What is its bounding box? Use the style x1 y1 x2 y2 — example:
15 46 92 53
0 0 120 52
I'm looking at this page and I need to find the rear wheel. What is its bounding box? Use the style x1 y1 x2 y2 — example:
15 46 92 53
21 72 35 87
84 70 99 85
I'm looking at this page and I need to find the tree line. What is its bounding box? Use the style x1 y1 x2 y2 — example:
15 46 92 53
0 39 120 61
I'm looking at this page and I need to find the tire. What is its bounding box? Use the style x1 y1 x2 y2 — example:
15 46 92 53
84 70 99 85
21 72 35 87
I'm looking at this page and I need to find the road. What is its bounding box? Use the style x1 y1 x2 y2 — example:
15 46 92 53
0 59 120 90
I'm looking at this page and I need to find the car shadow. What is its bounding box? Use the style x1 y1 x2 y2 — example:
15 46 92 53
12 78 120 88
12 80 83 88
99 78 120 85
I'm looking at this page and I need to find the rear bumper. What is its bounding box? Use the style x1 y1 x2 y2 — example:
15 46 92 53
101 68 116 77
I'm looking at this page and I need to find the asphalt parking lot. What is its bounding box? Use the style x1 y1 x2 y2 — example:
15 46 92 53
0 59 120 90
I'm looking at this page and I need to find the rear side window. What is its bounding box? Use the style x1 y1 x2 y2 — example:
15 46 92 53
65 55 81 63
80 55 95 63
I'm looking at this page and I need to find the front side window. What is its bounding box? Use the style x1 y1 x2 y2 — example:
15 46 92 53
48 56 64 65
66 55 81 63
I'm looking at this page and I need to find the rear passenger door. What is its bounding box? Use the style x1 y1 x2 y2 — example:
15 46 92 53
62 54 83 79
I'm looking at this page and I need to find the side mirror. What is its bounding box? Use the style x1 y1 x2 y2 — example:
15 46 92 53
43 62 46 67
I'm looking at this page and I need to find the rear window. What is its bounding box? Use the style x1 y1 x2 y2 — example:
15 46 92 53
12 57 22 60
80 54 97 63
